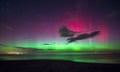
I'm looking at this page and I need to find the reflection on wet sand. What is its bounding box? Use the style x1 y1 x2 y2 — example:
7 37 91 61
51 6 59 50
0 44 120 64
0 51 120 64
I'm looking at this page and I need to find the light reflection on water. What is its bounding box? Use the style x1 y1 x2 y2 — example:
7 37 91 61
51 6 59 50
0 52 120 64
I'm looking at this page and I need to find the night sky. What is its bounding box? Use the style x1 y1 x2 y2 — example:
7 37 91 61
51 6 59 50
0 0 120 46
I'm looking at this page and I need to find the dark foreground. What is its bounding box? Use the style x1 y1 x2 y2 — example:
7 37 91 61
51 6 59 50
0 60 120 72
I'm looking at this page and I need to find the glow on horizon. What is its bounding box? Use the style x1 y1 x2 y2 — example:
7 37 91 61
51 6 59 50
2 41 119 51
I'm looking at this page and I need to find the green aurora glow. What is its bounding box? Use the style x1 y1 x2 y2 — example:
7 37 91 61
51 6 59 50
1 42 120 51
0 42 120 64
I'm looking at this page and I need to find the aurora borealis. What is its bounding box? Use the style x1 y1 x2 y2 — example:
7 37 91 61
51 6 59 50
0 0 120 64
0 0 120 53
